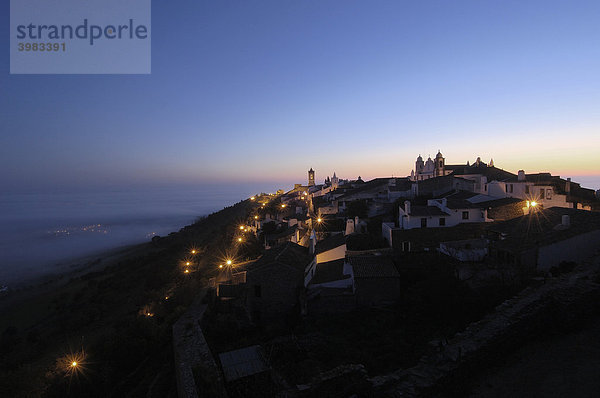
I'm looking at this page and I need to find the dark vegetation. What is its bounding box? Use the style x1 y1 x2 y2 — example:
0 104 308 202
0 199 255 397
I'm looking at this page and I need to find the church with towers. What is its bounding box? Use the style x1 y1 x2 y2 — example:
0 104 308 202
409 150 497 182
410 150 449 181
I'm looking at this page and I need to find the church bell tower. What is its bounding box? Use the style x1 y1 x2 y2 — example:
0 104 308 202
308 168 315 186
434 150 445 177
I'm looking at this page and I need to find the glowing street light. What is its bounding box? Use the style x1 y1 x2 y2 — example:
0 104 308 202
317 217 322 223
239 225 244 230
281 204 286 208
184 269 189 274
219 264 223 268
254 215 258 219
226 259 232 266
251 196 256 200
531 201 537 207
191 249 196 255
185 261 190 266
61 350 87 377
238 237 243 242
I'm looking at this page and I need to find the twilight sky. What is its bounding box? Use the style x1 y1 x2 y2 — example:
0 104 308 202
2 0 600 192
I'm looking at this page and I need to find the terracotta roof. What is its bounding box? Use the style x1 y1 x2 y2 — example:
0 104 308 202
490 207 600 250
265 224 297 240
348 255 400 278
449 165 516 181
416 175 476 191
315 233 347 254
309 259 350 285
285 213 309 221
432 191 523 210
245 242 311 273
405 205 448 216
336 177 411 200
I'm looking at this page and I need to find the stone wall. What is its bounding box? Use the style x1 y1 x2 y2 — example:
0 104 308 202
173 293 227 398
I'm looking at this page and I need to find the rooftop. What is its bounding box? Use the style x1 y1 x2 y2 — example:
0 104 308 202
309 258 350 285
337 177 411 200
315 233 347 255
347 255 399 278
447 164 516 181
435 190 524 210
489 207 600 251
245 242 311 273
402 204 448 217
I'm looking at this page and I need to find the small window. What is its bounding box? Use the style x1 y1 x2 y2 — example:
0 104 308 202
484 184 487 192
439 218 446 226
420 218 427 228
509 184 514 193
540 189 545 199
546 189 552 200
525 186 530 194
462 211 469 220
254 285 262 298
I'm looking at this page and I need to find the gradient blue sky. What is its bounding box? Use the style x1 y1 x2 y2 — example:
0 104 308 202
2 0 599 193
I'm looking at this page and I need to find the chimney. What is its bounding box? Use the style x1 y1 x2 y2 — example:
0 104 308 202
566 178 571 194
562 215 570 228
345 219 355 236
404 200 411 215
518 170 525 181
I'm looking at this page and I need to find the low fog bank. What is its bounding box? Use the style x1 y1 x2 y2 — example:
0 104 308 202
0 185 259 286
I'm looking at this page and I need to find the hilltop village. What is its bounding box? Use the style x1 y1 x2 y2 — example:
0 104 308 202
2 153 599 397
176 152 600 397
